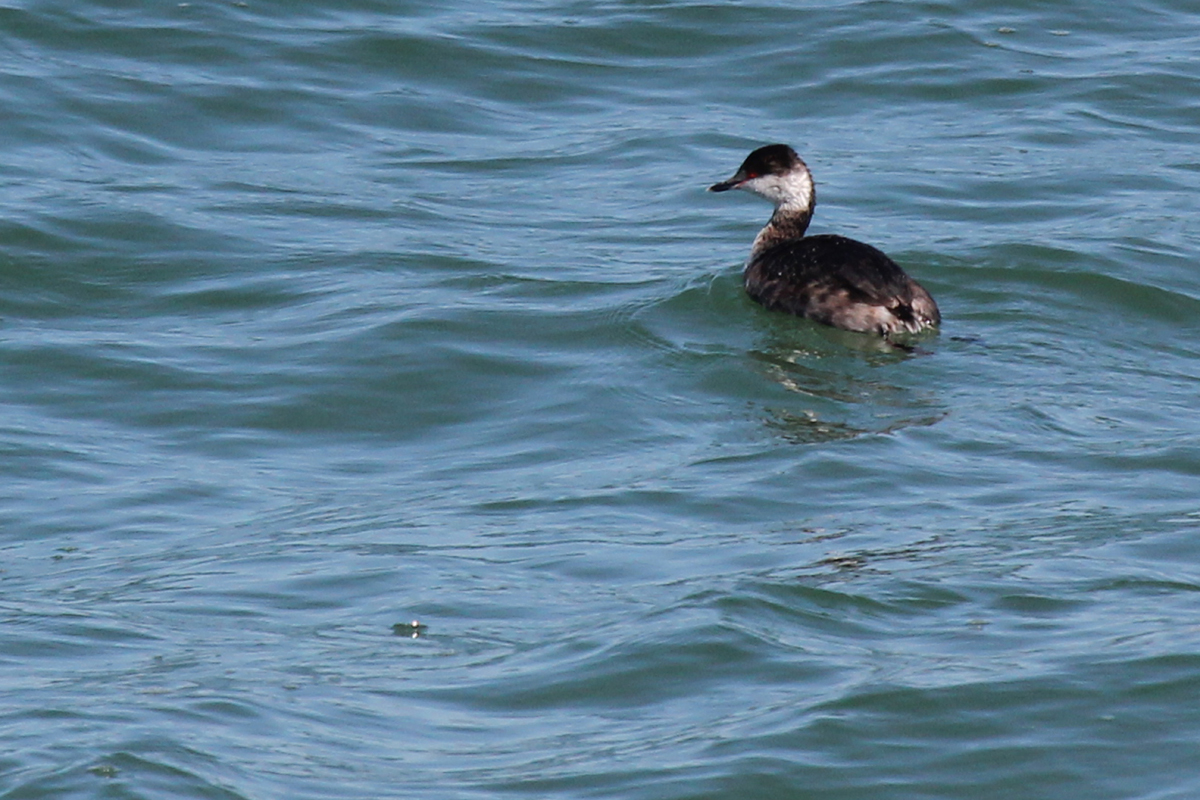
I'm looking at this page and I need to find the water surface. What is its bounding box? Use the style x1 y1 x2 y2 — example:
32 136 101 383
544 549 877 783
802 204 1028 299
3 1 1200 798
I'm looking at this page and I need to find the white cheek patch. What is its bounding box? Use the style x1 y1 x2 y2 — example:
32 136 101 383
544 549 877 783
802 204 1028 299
740 172 812 210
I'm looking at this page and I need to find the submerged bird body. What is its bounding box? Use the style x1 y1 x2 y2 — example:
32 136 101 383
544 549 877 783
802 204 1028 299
710 144 939 336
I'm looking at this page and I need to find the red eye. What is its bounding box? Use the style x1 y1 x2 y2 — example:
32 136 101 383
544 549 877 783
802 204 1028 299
746 172 759 179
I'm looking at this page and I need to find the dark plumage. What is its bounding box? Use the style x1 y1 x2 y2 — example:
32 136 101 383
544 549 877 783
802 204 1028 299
710 144 939 336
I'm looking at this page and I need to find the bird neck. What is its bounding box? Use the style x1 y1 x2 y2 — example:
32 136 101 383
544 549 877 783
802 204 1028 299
750 204 813 257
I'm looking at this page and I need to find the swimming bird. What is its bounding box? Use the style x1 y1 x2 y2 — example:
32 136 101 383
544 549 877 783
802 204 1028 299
710 144 939 337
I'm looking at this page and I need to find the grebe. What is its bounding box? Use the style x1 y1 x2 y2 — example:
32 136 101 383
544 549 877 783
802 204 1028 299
710 144 939 336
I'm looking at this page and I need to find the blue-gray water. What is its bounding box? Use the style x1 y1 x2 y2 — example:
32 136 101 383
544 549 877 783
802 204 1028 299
3 1 1200 798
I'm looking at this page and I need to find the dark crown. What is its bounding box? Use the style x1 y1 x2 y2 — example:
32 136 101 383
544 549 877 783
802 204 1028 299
739 144 801 176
